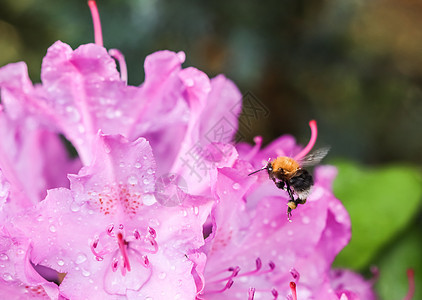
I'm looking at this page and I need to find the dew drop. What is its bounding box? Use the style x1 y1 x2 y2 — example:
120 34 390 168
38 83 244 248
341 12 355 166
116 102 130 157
143 155 148 160
75 253 87 264
128 176 138 185
70 202 81 212
193 206 199 215
147 168 154 175
302 216 310 224
57 259 64 266
2 273 13 281
0 254 8 261
135 162 142 169
143 194 156 206
49 225 57 233
232 183 241 190
82 269 91 277
143 178 150 185
16 248 24 256
36 215 44 222
104 144 111 154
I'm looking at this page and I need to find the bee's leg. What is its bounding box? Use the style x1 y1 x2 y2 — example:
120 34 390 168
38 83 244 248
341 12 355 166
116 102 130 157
296 198 307 205
287 207 292 222
286 201 297 222
285 181 295 202
275 180 285 190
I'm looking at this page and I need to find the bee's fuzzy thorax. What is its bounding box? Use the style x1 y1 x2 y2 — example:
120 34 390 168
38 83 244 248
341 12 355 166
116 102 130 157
271 157 300 178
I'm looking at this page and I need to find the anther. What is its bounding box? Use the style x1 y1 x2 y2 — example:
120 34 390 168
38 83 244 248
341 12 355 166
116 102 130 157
142 255 150 268
108 49 128 83
272 288 279 299
107 224 114 236
147 227 156 239
133 229 141 240
290 268 300 282
112 258 119 272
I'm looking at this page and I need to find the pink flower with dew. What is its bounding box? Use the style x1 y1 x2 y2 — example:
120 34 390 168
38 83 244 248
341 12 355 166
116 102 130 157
0 222 61 299
0 99 80 212
0 1 379 299
12 133 213 299
197 122 376 299
0 1 241 198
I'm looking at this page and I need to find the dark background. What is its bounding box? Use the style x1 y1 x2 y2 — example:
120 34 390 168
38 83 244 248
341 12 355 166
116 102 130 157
1 0 421 298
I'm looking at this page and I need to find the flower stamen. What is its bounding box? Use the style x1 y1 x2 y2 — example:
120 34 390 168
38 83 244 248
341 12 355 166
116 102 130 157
87 0 103 46
403 269 415 300
294 120 317 161
109 49 128 83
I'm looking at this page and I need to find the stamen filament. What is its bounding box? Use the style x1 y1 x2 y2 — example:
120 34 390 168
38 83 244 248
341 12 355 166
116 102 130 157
108 49 128 83
248 287 256 300
205 279 234 294
87 0 103 46
294 120 317 161
403 269 415 300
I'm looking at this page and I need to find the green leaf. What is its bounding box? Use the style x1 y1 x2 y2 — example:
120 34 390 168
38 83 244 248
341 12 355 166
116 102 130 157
331 160 422 270
375 227 422 300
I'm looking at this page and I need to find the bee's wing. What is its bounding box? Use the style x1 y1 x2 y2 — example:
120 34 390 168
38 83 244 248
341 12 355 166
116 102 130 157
298 147 330 167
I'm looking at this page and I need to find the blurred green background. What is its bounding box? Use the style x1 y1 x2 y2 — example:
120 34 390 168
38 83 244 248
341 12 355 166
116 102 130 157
1 0 421 298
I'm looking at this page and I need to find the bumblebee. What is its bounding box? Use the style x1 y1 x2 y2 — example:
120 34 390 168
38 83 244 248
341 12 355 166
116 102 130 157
248 148 329 221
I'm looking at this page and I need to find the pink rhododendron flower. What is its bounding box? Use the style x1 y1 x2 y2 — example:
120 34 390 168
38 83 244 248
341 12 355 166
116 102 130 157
0 1 376 299
196 130 376 300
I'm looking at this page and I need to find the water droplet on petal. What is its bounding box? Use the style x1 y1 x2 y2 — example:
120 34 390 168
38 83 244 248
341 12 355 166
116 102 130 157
3 273 13 281
135 162 142 169
0 254 8 261
57 259 64 266
232 183 241 190
302 216 310 224
82 269 91 277
143 178 150 185
70 201 81 212
104 144 111 154
143 194 156 206
128 176 138 185
49 225 57 233
147 168 154 175
75 253 87 264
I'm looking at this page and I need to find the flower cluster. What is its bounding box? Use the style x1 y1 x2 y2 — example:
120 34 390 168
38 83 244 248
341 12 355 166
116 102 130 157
0 2 375 299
